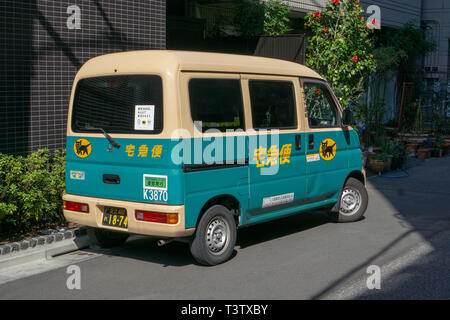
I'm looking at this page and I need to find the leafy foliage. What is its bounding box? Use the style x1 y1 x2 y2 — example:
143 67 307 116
234 0 291 37
304 0 376 108
375 21 435 66
0 149 66 231
262 0 292 35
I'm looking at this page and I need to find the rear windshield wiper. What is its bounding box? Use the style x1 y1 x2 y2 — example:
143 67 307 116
84 125 121 149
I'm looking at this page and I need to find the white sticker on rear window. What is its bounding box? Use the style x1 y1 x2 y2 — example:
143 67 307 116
134 105 155 130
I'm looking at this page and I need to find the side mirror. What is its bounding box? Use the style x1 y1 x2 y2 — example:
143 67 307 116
342 109 354 126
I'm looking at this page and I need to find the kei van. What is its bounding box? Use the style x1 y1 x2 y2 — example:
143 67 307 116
63 50 368 265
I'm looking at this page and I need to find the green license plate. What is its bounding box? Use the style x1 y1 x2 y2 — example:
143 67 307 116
102 207 128 229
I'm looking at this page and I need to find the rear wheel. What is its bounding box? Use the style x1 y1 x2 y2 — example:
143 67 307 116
87 227 129 248
332 178 368 222
190 205 237 266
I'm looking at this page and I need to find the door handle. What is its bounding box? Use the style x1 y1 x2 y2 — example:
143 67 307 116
295 135 302 150
103 174 120 184
308 134 314 150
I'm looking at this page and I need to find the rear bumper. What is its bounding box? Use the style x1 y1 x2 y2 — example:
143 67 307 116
63 194 195 238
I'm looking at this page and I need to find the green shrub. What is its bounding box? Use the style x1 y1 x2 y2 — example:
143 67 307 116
0 149 66 231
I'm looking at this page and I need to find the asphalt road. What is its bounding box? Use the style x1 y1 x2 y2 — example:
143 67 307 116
0 156 449 300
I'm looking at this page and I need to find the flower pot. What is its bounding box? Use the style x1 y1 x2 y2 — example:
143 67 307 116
384 155 393 172
432 149 443 157
372 147 382 154
391 157 403 170
444 143 450 156
407 143 418 155
417 148 431 159
369 159 385 174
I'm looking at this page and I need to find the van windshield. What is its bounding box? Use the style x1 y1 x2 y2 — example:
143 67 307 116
71 75 163 134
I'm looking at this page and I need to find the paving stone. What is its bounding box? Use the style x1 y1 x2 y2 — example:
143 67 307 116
64 230 74 239
19 241 29 250
0 245 11 255
36 237 46 245
45 235 55 244
28 239 37 248
55 233 64 241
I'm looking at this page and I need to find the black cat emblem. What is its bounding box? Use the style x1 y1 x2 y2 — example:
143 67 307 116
73 138 92 158
320 138 337 161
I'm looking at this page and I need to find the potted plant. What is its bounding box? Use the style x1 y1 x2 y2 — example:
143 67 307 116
381 140 396 172
369 153 386 174
434 135 445 157
391 141 407 170
406 142 418 155
417 142 432 159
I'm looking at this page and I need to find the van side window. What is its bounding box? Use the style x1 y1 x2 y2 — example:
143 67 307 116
249 80 296 129
188 79 244 132
303 83 339 128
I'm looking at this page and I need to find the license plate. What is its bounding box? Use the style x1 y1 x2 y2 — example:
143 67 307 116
102 207 128 229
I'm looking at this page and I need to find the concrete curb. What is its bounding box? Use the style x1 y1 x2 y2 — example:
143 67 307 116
0 227 89 270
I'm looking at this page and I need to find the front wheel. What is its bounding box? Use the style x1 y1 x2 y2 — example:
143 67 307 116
190 205 237 266
333 178 368 223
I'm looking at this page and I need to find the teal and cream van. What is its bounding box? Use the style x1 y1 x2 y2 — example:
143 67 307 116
63 50 368 265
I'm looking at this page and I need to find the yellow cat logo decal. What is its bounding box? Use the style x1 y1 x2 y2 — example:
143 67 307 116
319 138 337 161
74 138 92 158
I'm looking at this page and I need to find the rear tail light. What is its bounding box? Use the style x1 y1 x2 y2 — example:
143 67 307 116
63 200 89 213
135 210 178 224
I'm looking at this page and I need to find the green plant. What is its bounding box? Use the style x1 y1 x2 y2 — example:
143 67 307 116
381 139 395 155
412 100 423 134
0 149 66 232
233 0 291 37
262 0 292 35
435 134 445 150
370 152 387 161
305 0 376 108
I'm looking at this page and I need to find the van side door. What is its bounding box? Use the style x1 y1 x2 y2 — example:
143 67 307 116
301 79 349 204
242 75 307 223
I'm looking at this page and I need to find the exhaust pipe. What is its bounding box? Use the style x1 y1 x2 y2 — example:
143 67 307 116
157 239 173 247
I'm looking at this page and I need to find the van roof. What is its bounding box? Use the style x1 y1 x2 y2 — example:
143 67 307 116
77 50 324 80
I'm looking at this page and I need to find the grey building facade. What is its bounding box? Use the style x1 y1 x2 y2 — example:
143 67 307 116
284 0 449 117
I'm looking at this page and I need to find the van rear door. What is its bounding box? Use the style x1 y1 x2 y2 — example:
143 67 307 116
66 75 183 205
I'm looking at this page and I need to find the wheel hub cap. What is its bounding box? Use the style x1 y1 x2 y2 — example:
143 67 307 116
340 188 361 216
206 218 229 255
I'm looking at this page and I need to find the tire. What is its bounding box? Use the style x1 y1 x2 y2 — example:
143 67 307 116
333 177 368 223
190 205 237 266
87 227 129 248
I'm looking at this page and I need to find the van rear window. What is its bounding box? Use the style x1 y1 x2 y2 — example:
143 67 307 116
72 75 163 134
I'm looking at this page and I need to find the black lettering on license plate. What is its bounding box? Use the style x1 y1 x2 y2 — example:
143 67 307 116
103 207 128 228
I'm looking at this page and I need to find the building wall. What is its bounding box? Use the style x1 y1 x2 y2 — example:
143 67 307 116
283 0 327 13
284 0 422 28
422 0 450 98
0 0 166 155
360 0 421 28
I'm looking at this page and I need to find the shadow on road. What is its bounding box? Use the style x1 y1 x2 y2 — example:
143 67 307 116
79 157 450 299
81 208 333 267
315 156 450 299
